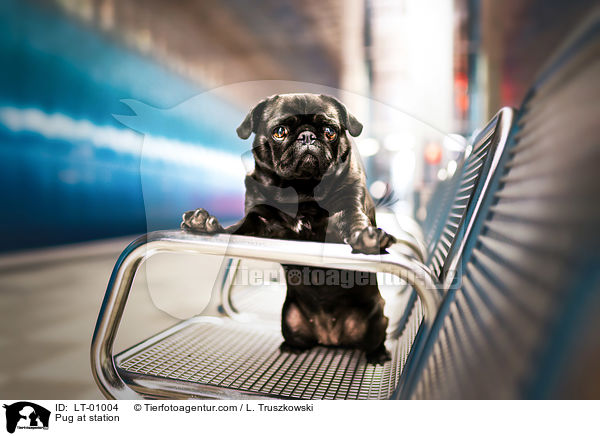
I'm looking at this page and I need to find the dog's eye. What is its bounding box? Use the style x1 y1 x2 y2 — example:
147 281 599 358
272 126 288 141
323 126 337 141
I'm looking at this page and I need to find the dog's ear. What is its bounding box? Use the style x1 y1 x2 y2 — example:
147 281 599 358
320 94 363 137
344 111 363 137
236 98 269 139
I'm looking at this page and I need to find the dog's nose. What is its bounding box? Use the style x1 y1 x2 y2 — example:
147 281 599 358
297 131 316 145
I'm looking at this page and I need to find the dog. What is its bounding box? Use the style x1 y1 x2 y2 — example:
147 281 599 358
181 93 396 364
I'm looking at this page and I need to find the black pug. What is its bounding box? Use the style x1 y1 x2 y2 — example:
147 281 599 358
181 93 396 364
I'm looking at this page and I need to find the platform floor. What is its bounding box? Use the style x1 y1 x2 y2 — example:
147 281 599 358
0 237 210 400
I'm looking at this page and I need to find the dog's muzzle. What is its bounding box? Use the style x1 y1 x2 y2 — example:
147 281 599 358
297 131 316 145
290 130 327 178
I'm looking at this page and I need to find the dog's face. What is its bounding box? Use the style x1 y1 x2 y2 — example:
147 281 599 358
237 93 363 180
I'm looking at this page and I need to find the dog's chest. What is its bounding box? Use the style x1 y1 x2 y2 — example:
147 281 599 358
291 202 329 241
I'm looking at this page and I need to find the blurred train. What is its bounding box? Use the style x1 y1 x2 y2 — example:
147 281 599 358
0 0 246 253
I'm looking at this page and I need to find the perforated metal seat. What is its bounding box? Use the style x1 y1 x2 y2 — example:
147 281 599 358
114 317 420 399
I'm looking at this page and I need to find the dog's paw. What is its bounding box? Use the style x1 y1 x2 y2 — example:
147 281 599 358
366 347 391 365
347 226 396 254
279 341 309 355
180 208 224 234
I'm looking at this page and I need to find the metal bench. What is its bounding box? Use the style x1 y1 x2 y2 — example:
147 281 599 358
91 103 513 399
93 12 599 400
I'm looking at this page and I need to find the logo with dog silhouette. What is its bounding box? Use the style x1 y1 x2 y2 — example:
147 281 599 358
2 402 50 433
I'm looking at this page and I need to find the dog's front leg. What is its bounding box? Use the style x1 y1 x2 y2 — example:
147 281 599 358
329 209 397 254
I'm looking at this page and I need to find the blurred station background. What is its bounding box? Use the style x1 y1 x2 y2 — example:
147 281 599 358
1 0 594 252
0 0 596 398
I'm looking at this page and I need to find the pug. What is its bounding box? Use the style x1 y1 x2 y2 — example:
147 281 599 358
181 93 396 364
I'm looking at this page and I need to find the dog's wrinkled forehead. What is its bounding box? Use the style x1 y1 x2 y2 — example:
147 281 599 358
264 94 340 128
236 93 363 139
270 94 337 118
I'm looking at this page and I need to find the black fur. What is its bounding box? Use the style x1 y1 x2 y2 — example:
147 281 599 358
182 93 396 364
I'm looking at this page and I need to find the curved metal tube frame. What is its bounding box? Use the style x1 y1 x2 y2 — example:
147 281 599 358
91 230 441 399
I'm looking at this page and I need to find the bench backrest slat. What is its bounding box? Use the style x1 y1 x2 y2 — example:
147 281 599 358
392 108 513 397
428 113 507 279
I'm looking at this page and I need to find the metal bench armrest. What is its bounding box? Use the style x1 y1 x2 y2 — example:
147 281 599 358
91 230 442 399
